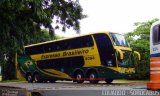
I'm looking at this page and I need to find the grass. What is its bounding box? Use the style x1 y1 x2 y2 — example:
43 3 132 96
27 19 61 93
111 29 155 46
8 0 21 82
0 75 26 83
0 80 26 83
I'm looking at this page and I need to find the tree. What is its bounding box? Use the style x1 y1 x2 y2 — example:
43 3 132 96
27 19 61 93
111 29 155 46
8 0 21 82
0 0 85 80
125 18 159 79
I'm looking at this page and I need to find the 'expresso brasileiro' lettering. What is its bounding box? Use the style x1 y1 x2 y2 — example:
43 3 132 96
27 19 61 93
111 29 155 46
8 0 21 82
63 49 89 56
41 49 89 59
41 53 60 59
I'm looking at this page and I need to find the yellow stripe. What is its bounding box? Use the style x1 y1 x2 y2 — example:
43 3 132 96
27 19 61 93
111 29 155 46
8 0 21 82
107 67 135 73
44 69 72 79
20 66 26 73
37 67 72 79
31 47 93 61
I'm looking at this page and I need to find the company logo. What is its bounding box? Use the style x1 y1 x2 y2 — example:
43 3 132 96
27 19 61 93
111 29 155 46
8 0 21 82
25 60 33 67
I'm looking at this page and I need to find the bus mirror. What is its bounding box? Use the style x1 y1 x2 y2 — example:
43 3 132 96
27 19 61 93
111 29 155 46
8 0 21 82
115 48 124 60
133 51 141 60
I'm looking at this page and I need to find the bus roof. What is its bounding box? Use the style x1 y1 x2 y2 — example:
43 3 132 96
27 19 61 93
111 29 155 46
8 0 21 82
24 31 120 48
151 21 160 29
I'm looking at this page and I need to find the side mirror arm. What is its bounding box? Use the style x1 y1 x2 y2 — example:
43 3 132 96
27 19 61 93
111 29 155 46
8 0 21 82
115 48 124 59
133 51 141 60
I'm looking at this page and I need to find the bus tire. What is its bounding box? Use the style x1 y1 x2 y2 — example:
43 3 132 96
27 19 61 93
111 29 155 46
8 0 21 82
88 71 99 84
74 71 84 84
33 73 41 83
105 79 113 84
26 73 33 83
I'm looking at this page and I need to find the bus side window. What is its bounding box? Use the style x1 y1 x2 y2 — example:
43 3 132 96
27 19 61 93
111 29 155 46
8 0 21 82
76 37 83 48
65 39 72 50
67 37 80 49
75 37 82 48
34 45 44 54
25 48 30 55
67 44 72 50
78 35 93 48
56 45 61 50
85 36 94 47
44 44 52 53
25 45 44 55
153 25 160 45
58 41 67 51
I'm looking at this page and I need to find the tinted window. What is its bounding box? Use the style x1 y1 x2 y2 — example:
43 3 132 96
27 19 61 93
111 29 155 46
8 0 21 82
153 25 160 45
43 41 67 53
67 35 94 49
43 35 94 53
26 35 94 55
43 43 53 53
25 45 44 55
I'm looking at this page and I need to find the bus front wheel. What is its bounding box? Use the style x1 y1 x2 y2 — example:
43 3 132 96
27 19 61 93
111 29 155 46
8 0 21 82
105 79 113 84
74 71 84 84
88 71 99 84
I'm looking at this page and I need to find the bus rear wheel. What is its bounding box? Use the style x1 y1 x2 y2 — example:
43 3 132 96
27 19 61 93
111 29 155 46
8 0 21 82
33 73 41 83
26 74 33 83
74 71 84 83
88 71 99 84
105 79 113 84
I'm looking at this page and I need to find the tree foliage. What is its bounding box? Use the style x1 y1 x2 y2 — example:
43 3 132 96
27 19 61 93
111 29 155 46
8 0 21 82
125 18 159 79
0 0 85 80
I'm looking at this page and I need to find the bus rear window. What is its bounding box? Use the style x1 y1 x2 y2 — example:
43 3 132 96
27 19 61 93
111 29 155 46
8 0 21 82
153 25 160 45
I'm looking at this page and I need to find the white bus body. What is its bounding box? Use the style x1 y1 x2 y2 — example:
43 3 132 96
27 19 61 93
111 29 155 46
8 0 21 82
150 21 160 57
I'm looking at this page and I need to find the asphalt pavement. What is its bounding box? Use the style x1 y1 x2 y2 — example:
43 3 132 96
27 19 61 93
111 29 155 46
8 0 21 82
0 81 159 96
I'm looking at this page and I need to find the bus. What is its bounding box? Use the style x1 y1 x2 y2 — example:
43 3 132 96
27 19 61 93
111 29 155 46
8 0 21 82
147 21 160 90
17 32 140 83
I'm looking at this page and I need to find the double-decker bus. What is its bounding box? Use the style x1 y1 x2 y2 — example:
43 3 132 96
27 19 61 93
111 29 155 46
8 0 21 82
17 32 140 83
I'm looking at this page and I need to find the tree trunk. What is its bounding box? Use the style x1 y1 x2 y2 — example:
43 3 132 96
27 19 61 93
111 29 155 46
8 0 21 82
2 53 16 80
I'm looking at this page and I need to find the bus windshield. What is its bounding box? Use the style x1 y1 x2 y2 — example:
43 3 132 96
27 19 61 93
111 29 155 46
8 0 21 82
110 33 129 47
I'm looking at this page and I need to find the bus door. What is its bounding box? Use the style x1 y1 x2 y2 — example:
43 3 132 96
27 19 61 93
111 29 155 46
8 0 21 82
93 34 116 67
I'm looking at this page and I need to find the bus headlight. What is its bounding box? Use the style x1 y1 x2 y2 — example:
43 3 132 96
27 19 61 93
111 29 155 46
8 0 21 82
120 71 125 74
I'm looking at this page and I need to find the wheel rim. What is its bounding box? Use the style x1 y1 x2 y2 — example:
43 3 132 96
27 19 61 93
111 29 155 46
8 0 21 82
34 75 38 82
90 73 95 80
34 74 39 82
27 75 32 82
76 74 82 80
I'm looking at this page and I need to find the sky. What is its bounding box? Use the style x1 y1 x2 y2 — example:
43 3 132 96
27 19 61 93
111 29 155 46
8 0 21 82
55 0 160 37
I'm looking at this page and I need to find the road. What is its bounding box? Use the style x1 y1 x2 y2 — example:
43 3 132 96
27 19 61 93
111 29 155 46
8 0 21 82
0 80 159 96
0 80 146 90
